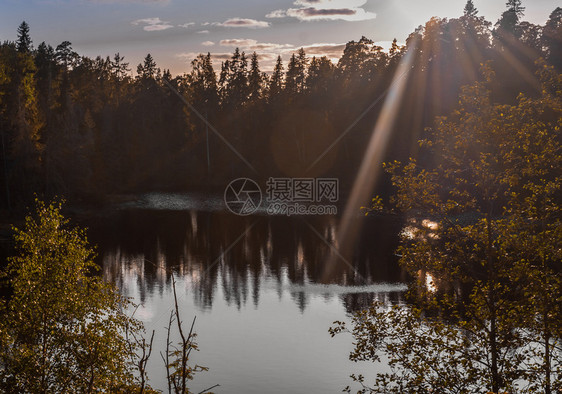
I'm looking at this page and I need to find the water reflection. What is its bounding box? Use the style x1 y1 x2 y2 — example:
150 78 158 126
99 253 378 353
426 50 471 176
78 196 409 393
84 207 406 313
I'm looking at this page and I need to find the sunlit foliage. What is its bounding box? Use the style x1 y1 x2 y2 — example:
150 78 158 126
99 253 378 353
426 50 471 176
339 61 562 393
0 199 144 392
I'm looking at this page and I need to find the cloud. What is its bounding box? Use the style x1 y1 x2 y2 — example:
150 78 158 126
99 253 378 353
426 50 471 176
178 22 195 28
300 42 347 54
219 38 292 51
289 42 346 61
219 38 258 47
266 0 375 22
295 0 367 7
201 41 215 46
144 24 173 31
255 53 278 62
132 17 162 25
91 0 169 3
175 52 198 61
176 52 232 63
131 17 173 31
286 7 375 21
290 7 357 17
251 43 293 51
215 18 270 28
266 10 287 18
209 53 233 61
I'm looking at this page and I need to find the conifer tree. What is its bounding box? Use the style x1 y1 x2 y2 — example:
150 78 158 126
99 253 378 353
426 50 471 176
463 0 478 17
268 55 284 101
248 52 264 102
16 21 32 53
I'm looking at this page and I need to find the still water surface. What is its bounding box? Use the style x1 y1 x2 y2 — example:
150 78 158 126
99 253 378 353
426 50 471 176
83 193 407 393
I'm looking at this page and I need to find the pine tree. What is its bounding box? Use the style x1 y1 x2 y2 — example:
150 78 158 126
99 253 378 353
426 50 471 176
136 53 157 80
218 59 230 104
337 36 376 80
295 47 308 92
16 21 32 53
463 0 478 17
306 56 333 95
112 52 130 81
268 55 284 100
495 0 525 38
248 52 264 102
389 38 400 56
285 53 299 95
189 52 218 108
55 41 78 70
506 0 525 17
221 48 249 107
1 29 44 201
34 42 57 112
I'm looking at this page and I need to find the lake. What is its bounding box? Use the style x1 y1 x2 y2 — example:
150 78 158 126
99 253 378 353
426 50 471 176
82 193 407 393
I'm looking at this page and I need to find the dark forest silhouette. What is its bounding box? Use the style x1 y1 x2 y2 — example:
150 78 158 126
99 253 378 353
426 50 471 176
0 2 560 209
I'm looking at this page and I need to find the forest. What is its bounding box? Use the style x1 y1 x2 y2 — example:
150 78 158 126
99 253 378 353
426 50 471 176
0 0 561 392
0 1 560 210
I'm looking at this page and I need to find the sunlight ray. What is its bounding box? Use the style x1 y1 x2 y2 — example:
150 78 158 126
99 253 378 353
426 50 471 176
321 36 419 283
494 30 543 92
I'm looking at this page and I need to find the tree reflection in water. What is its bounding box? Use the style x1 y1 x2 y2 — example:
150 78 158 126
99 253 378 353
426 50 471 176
84 206 407 314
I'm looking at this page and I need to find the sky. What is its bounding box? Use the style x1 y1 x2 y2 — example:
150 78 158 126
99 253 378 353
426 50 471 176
0 0 559 74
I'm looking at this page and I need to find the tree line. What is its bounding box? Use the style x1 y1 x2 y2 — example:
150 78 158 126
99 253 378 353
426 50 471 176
0 1 560 210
